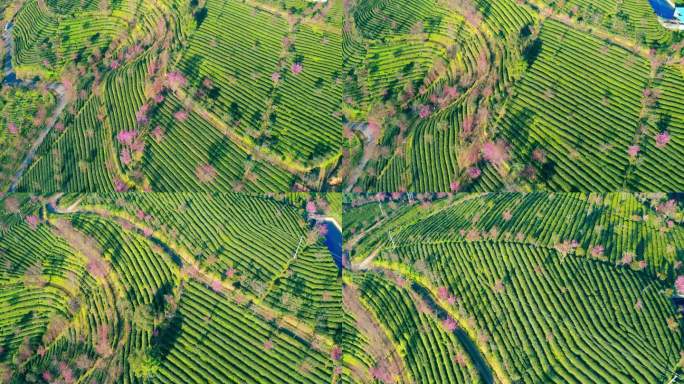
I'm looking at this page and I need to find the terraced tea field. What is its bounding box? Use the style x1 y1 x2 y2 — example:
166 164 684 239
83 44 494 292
1 0 683 380
0 88 56 192
343 0 684 192
343 192 683 383
0 192 343 382
2 0 343 193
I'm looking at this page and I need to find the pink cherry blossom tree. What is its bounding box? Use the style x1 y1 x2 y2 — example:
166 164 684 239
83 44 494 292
116 130 138 145
634 299 643 311
442 317 458 332
210 280 222 293
461 115 474 138
166 71 187 89
627 145 640 157
135 104 150 124
655 131 670 148
330 345 342 361
453 352 467 367
173 110 189 122
95 325 112 356
120 148 132 166
113 177 128 192
532 148 546 163
59 361 74 383
195 163 217 183
449 181 460 192
675 276 684 295
590 245 604 258
87 258 107 278
437 286 450 300
655 199 677 217
466 167 481 179
492 279 505 293
369 366 393 384
418 104 431 119
151 126 165 142
25 215 39 230
317 223 328 237
306 201 317 214
481 140 510 166
619 252 634 266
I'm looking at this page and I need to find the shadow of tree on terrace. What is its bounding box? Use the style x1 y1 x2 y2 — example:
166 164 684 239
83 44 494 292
151 282 176 316
151 312 184 362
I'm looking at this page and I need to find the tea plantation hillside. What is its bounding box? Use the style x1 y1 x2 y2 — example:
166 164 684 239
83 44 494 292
342 192 684 383
343 0 684 192
0 192 344 382
0 88 55 192
1 0 343 193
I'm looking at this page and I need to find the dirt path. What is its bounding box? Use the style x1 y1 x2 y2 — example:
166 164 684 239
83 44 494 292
353 247 381 271
344 123 377 193
343 283 412 384
50 217 109 271
7 84 67 192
